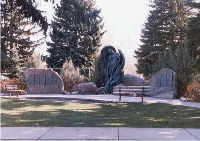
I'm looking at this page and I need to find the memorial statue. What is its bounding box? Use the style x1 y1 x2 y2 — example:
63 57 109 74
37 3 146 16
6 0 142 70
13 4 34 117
100 46 125 93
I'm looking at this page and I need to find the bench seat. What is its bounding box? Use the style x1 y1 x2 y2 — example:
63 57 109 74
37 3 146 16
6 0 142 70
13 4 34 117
113 85 151 102
5 85 26 96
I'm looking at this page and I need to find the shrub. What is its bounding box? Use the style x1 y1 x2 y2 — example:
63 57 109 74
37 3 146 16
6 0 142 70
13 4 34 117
61 60 84 93
185 81 200 101
92 55 106 88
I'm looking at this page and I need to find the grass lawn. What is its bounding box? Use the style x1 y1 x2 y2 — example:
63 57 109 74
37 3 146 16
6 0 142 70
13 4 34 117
1 98 200 128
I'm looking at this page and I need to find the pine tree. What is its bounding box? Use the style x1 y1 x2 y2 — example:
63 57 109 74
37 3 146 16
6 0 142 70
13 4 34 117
187 0 200 71
153 39 196 97
1 0 44 77
46 0 104 77
135 0 188 78
15 0 48 34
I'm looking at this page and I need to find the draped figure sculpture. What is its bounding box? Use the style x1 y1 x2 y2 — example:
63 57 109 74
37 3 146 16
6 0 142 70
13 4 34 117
100 46 125 93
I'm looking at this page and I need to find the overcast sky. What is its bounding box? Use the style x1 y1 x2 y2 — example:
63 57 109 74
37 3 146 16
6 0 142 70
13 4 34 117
37 0 150 75
95 0 150 75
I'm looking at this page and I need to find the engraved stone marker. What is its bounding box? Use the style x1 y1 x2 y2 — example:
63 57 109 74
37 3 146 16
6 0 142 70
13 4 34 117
149 68 176 99
24 69 64 94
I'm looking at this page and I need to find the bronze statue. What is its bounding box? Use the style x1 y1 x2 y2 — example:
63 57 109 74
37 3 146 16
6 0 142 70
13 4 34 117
100 46 125 93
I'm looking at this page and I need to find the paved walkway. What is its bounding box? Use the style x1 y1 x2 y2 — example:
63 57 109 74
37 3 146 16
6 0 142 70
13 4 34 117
1 127 200 140
1 94 200 108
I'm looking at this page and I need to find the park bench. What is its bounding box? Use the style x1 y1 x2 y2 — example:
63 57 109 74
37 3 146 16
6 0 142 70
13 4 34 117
113 85 152 102
5 85 26 96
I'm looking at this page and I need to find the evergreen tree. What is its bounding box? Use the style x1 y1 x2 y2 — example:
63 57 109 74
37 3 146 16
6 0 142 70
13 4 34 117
153 39 196 97
1 0 44 77
187 0 200 71
135 0 188 78
46 0 104 77
15 0 48 34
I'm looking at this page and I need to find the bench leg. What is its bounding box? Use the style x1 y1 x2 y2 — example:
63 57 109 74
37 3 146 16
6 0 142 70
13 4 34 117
119 94 121 102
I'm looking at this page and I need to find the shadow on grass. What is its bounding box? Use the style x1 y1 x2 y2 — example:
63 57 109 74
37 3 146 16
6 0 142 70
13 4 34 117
1 98 66 110
1 98 200 128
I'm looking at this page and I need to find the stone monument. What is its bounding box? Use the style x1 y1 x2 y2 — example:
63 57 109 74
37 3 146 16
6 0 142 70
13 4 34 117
24 68 64 94
149 68 176 99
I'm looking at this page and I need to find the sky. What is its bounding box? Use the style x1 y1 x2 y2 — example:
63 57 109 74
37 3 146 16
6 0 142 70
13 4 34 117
95 0 150 75
36 0 150 75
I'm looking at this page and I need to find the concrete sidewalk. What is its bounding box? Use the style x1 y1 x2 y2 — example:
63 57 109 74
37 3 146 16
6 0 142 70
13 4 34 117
1 127 200 140
1 94 200 108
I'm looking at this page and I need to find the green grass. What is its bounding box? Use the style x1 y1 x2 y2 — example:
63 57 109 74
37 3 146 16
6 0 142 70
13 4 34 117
1 98 200 128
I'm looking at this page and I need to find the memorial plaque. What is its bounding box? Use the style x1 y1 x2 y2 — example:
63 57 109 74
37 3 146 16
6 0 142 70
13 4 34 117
24 69 64 94
149 68 176 99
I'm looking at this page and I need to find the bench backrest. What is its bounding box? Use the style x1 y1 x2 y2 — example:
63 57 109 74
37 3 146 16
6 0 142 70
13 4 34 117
5 85 18 90
113 85 151 95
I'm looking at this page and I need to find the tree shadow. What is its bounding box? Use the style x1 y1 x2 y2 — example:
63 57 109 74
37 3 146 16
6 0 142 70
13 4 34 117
1 98 200 127
1 98 67 110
